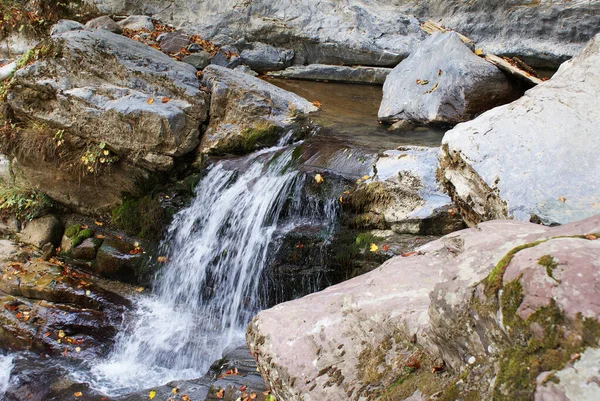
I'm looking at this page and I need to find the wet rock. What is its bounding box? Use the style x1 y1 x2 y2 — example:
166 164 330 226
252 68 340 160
117 15 154 31
234 65 258 76
6 29 209 212
240 43 293 73
85 16 123 34
188 43 203 52
200 65 317 155
17 215 63 249
438 34 600 226
71 238 101 260
247 214 600 401
49 20 84 36
379 32 521 126
159 31 190 54
95 238 143 283
182 51 211 70
267 64 392 84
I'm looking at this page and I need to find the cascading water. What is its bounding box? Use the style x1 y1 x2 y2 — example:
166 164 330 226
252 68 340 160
0 354 14 396
88 142 337 394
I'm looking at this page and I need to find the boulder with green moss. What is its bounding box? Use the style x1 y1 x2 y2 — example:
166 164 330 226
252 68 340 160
200 65 317 155
247 214 600 401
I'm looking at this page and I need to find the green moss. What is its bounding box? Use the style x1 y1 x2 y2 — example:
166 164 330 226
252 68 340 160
112 195 168 242
64 224 81 238
485 240 545 296
71 228 92 248
493 299 600 400
538 254 558 280
214 122 283 155
501 277 524 328
15 40 63 69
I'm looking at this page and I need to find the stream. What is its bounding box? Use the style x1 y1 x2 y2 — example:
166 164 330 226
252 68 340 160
1 80 446 399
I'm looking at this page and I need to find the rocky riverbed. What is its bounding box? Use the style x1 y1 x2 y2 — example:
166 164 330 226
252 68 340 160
0 1 598 400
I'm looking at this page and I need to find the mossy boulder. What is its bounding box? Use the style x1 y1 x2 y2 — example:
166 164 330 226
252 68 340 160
247 215 600 401
200 65 317 155
111 195 169 242
94 238 144 284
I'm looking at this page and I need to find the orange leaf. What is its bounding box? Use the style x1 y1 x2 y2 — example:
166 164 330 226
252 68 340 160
558 196 566 203
95 234 105 239
161 97 171 103
312 100 322 108
94 221 103 226
586 234 598 240
157 256 168 263
239 385 247 392
15 312 23 319
401 251 416 257
147 98 154 105
44 332 51 337
74 392 83 398
382 244 390 251
216 389 225 399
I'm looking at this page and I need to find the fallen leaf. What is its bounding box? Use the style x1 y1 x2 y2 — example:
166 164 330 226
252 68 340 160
44 332 51 337
147 98 154 105
339 195 344 203
475 48 483 56
369 243 379 252
94 221 103 226
416 79 421 84
85 290 91 296
181 395 190 401
249 394 257 400
75 347 81 353
361 175 370 180
95 234 105 239
265 395 275 401
136 287 145 293
58 330 66 338
15 312 22 319
63 348 68 356
585 234 598 240
162 97 171 103
216 389 225 399
238 385 247 392
558 196 566 203
157 256 168 263
382 244 390 251
74 392 83 398
401 251 416 257
314 173 324 184
148 389 156 399
312 100 322 108
420 79 429 85
171 388 178 394
438 69 442 76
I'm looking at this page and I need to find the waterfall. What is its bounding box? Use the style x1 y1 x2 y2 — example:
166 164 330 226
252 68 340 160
88 143 336 394
0 354 14 396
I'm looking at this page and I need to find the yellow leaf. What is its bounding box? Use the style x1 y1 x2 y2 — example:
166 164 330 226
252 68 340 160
362 175 370 180
558 196 566 203
148 390 156 399
314 173 324 184
74 392 83 398
75 347 81 353
147 98 154 105
369 243 379 252
157 256 168 263
103 150 109 156
94 221 103 226
475 48 483 56
136 287 145 293
339 196 343 203
171 388 178 394
58 330 65 338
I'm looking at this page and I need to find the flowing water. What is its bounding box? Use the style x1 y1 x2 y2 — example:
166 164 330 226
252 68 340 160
0 354 14 396
87 142 337 395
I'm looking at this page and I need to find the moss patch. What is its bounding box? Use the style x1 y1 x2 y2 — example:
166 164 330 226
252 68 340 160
64 224 81 238
538 254 558 280
111 195 168 242
347 182 393 213
213 122 283 155
71 228 92 248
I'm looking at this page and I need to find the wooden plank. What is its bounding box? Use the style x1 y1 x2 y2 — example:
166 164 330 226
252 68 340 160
484 54 544 85
420 20 474 45
420 19 543 86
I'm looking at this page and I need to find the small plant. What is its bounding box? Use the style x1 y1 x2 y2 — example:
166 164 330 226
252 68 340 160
0 181 54 221
80 142 119 175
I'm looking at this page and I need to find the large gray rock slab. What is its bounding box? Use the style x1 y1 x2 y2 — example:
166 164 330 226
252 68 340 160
247 215 600 400
379 32 520 126
6 29 209 211
50 20 84 36
404 0 600 69
91 0 425 67
200 65 317 154
438 34 600 226
267 64 392 84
